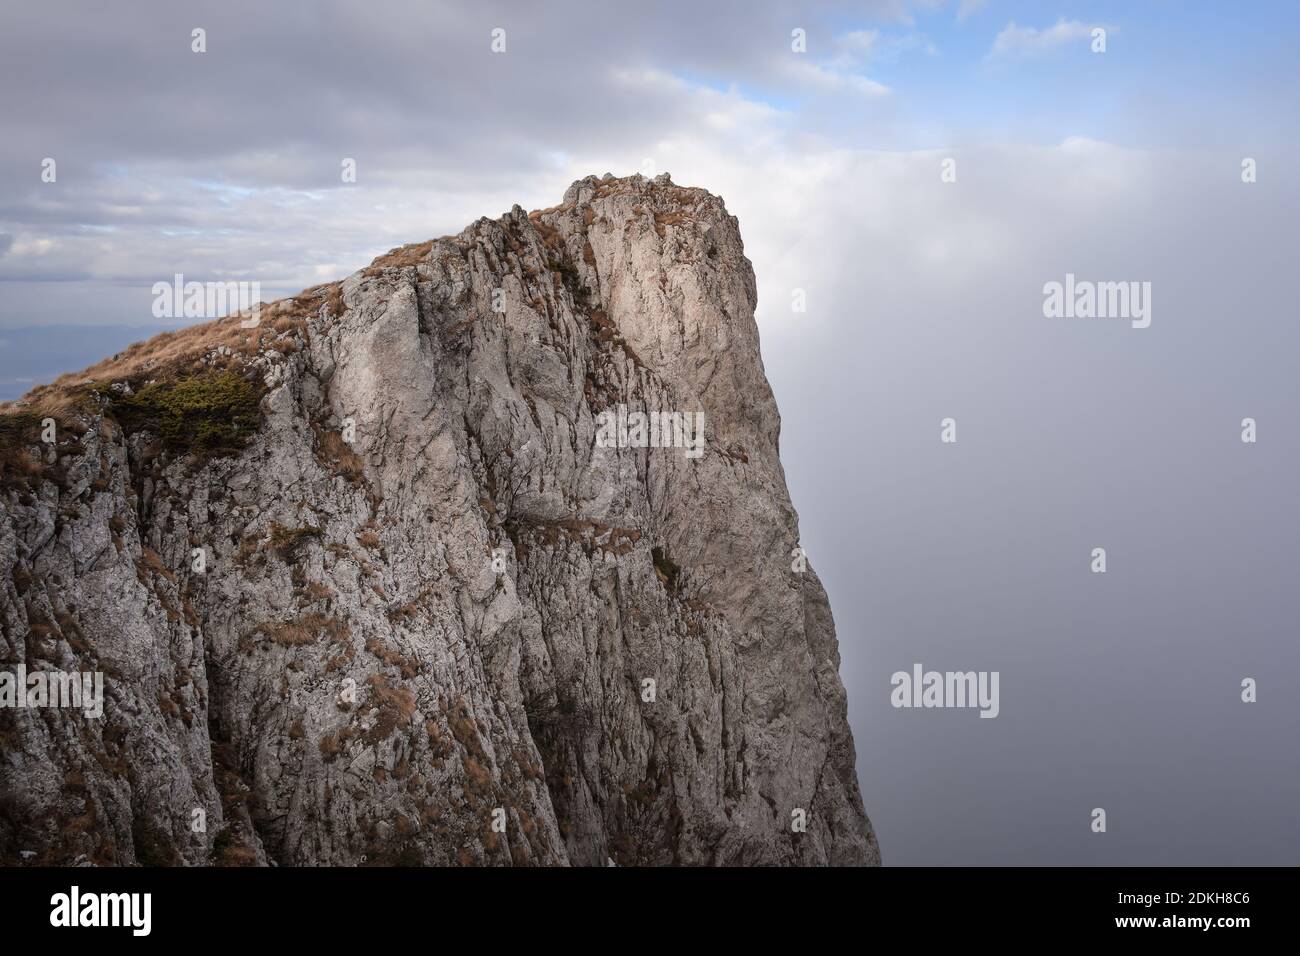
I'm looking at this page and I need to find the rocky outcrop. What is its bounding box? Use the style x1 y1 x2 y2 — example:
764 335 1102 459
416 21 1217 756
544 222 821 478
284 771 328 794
0 173 879 866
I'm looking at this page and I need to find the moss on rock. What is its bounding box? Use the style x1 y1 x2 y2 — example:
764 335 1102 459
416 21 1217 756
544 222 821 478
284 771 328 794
102 371 264 457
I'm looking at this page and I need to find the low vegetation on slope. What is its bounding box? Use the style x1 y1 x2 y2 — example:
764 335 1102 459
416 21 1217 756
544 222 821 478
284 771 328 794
98 371 264 456
0 281 342 424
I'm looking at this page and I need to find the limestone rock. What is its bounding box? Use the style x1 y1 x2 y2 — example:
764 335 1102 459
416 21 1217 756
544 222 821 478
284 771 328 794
0 174 879 866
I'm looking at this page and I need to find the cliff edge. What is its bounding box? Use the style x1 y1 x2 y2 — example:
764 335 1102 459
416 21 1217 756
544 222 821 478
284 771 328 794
0 173 878 866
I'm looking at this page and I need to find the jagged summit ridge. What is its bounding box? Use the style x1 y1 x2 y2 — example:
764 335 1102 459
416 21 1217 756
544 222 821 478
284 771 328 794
0 175 879 866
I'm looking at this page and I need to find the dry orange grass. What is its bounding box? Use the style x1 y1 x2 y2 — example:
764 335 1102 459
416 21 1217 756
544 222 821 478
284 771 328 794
364 634 421 679
254 611 348 647
363 674 418 744
319 732 343 761
652 209 695 238
363 240 434 276
137 546 177 583
0 280 344 421
313 426 367 483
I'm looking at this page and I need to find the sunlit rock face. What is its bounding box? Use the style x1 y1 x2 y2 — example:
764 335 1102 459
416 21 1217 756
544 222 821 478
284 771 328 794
0 174 878 867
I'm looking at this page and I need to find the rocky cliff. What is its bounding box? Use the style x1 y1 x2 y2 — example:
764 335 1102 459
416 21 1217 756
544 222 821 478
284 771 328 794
0 173 878 866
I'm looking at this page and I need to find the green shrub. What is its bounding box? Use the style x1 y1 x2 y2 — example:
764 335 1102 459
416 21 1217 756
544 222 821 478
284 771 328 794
0 411 40 441
103 371 263 456
0 412 47 488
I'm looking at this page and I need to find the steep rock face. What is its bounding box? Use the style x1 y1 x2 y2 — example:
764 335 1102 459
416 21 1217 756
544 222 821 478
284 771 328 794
0 174 879 866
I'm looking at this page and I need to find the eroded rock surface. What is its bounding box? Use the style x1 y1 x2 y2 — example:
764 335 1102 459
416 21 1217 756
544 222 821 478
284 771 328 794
0 174 879 866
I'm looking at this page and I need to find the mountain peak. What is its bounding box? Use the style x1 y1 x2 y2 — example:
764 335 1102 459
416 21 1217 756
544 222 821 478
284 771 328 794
0 179 877 867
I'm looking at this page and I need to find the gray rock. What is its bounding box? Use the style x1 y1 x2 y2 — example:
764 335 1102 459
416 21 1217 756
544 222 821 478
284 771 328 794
0 174 878 867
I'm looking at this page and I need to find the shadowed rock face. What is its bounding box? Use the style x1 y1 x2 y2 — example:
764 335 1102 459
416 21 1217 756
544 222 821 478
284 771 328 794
0 174 879 866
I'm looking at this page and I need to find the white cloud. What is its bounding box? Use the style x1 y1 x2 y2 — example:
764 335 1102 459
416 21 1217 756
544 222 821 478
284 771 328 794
987 18 1095 58
779 28 912 99
9 237 56 257
781 58 891 97
956 0 987 22
837 29 882 60
826 27 935 69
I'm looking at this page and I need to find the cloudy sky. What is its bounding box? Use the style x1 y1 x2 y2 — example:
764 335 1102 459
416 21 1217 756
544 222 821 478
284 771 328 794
3 1 1298 864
